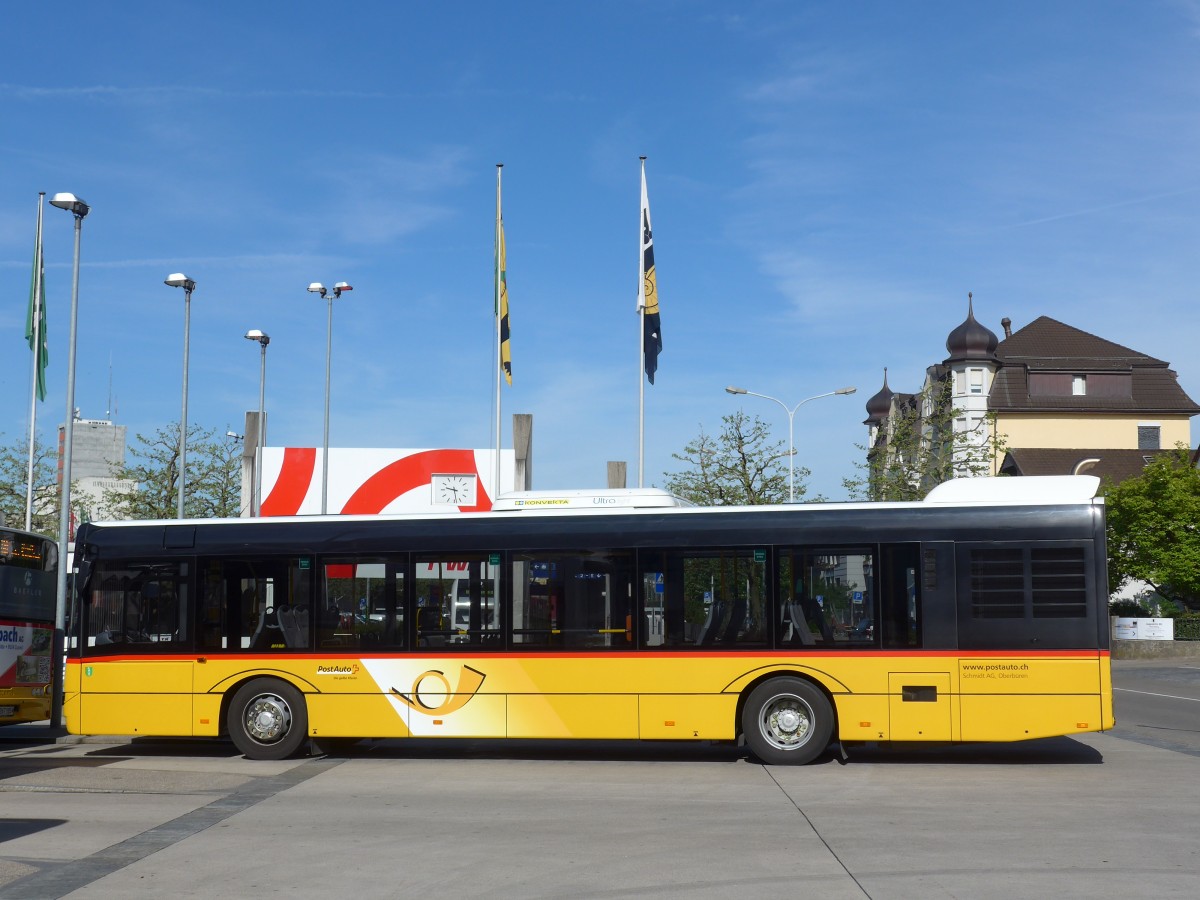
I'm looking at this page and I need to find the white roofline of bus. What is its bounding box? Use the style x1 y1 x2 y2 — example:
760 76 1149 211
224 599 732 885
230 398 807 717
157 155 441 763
491 488 692 511
922 475 1100 504
82 476 1102 530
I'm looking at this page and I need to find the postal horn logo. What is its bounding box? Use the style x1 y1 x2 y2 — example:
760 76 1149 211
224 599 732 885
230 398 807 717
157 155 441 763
391 665 486 716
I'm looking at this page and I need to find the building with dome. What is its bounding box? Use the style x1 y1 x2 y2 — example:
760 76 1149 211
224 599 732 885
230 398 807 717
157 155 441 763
864 299 1200 493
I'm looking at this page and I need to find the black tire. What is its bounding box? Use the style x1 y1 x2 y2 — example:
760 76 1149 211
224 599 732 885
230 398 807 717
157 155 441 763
742 677 833 765
228 678 309 760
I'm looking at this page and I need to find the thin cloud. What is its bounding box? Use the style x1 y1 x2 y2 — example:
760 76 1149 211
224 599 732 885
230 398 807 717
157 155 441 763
0 83 387 100
741 50 872 106
0 253 344 271
1008 187 1200 227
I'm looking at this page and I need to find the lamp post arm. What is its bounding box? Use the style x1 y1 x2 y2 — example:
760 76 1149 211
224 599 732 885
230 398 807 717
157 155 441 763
740 389 796 503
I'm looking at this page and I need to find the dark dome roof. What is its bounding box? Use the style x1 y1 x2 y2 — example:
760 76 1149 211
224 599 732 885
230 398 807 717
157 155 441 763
945 294 998 362
864 369 893 424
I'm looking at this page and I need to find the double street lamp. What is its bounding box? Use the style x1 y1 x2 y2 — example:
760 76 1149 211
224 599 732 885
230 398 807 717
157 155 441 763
48 191 89 730
725 384 857 502
244 330 270 516
307 281 352 515
165 273 197 519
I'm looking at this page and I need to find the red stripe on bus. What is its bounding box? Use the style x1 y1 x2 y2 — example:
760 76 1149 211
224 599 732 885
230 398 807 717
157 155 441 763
66 648 1108 665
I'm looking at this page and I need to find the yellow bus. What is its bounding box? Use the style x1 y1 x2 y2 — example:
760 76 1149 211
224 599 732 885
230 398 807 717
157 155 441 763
64 477 1114 763
1 527 57 726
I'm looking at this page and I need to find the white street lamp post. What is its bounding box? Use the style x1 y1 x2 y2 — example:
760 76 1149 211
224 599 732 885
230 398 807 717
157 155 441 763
48 192 89 730
165 274 197 519
244 330 270 516
307 281 352 515
725 385 857 503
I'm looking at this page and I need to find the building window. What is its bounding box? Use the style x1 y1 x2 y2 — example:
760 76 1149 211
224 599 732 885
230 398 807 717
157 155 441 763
1137 425 1161 450
1030 371 1132 398
968 369 984 395
1086 373 1132 397
1028 372 1072 396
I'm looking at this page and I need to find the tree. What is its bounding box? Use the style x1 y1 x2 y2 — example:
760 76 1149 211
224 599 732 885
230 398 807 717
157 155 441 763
843 377 1005 501
101 424 243 520
1104 445 1200 611
0 432 59 535
662 410 809 505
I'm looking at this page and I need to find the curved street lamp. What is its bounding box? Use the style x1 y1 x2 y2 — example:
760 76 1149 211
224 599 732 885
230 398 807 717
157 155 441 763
48 192 89 730
307 281 352 515
725 384 857 503
244 330 270 516
165 273 197 519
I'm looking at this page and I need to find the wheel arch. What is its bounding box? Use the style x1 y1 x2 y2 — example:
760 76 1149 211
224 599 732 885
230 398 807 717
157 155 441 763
732 669 841 744
212 670 317 738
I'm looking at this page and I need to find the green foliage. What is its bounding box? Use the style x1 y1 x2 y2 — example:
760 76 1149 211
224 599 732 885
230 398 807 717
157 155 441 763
1103 445 1200 612
1108 599 1151 618
101 423 243 520
662 410 805 505
1176 613 1200 642
0 432 59 536
843 377 1006 501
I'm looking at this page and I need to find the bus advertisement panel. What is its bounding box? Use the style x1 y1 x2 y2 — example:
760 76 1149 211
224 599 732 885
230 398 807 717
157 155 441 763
0 618 53 718
0 529 57 725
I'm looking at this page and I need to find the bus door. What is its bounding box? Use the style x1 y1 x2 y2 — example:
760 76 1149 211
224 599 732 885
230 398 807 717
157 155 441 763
879 543 951 741
80 561 194 735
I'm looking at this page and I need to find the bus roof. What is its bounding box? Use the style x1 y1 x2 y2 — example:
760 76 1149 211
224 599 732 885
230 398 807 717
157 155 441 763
923 475 1100 505
491 488 691 511
77 475 1102 536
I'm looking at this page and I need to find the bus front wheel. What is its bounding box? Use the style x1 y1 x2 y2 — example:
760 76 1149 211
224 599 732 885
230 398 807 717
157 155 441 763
228 678 309 760
742 677 833 765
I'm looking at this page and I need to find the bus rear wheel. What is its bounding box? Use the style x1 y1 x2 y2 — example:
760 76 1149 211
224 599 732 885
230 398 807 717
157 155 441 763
742 677 833 765
228 678 309 760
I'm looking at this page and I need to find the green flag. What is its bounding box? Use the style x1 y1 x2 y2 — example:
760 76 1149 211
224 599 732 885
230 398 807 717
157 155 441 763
25 205 48 402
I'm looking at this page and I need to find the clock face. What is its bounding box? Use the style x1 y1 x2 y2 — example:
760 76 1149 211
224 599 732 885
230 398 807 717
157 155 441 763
432 474 477 506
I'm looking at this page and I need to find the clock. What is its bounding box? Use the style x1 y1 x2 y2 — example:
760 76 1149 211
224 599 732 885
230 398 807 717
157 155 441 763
432 474 477 507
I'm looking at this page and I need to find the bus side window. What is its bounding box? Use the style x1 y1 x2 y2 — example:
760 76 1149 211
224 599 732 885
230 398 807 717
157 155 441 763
319 557 404 650
87 562 189 652
644 549 767 649
415 555 502 648
878 543 921 648
776 549 874 649
511 551 633 650
196 559 308 652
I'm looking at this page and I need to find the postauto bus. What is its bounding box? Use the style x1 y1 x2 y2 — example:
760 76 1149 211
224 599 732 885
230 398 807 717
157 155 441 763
64 477 1113 762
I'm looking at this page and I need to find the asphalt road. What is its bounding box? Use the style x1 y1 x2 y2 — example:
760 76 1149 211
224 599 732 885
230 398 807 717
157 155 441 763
0 658 1197 899
1110 657 1200 755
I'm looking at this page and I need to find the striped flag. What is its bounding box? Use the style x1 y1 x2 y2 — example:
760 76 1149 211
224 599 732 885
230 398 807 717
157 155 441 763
640 166 661 384
25 198 48 402
498 217 512 385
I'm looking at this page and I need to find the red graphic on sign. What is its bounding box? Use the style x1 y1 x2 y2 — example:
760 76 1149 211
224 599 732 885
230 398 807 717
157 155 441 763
261 448 317 516
260 448 491 516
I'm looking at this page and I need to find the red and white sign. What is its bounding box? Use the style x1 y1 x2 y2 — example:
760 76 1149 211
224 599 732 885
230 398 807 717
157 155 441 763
259 448 514 516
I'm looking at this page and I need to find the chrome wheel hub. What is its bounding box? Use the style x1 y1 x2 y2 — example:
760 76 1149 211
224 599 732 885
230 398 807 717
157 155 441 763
244 694 291 744
762 696 812 750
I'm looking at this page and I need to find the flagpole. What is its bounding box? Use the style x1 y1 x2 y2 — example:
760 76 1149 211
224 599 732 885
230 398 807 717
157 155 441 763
25 193 45 532
637 157 647 488
494 164 503 502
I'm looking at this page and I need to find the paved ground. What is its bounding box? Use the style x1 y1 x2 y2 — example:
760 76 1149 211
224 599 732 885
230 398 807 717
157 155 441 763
1 658 1197 899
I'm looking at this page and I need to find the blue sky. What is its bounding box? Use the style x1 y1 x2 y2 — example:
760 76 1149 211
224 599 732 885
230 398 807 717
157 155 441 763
3 1 1200 501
